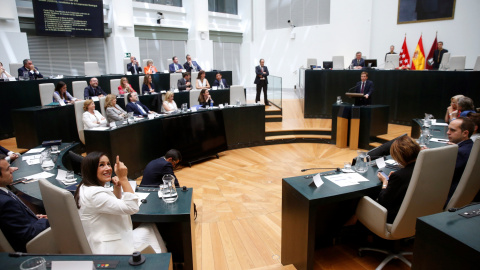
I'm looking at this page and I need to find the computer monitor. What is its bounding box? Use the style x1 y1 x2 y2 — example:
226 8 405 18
365 59 377 68
323 61 333 69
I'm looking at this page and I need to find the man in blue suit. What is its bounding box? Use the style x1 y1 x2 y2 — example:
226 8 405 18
140 149 182 188
84 77 107 99
126 92 153 117
0 155 49 252
254 59 270 105
351 52 365 69
213 73 229 89
18 59 43 80
127 56 142 74
183 54 202 72
354 72 374 106
0 145 19 163
169 56 183 73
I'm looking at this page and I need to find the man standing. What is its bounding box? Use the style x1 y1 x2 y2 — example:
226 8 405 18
126 92 153 117
177 72 192 91
169 56 184 73
354 72 374 106
140 149 182 188
127 56 142 74
213 73 229 89
183 55 202 72
351 52 365 69
433 41 448 70
0 155 49 252
385 45 397 61
84 77 107 99
446 117 475 200
254 59 270 105
18 59 43 80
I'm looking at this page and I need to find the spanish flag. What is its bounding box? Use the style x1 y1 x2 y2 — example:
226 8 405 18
412 35 425 70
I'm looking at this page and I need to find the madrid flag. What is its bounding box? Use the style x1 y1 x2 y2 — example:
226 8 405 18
412 35 425 70
426 34 437 70
399 37 410 68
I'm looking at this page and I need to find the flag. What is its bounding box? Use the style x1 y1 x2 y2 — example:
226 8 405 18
425 34 437 70
399 36 410 69
411 35 425 70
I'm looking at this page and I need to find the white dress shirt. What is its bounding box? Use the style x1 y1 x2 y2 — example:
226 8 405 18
82 110 108 130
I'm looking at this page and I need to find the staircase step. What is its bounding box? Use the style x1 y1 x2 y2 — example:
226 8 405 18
266 134 331 141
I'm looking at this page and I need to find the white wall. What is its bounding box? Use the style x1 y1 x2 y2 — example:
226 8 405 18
0 0 29 73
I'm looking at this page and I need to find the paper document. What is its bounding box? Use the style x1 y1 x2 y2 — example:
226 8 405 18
26 159 41 165
22 155 41 161
25 171 55 180
312 174 324 188
24 148 45 155
56 169 77 185
324 173 370 187
375 157 386 169
430 138 449 143
136 192 150 206
91 127 110 131
433 123 448 126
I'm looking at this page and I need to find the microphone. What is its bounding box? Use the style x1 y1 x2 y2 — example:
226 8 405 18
448 202 480 212
347 85 357 93
301 167 340 172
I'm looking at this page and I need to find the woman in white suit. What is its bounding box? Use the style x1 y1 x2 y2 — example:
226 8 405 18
74 152 166 254
82 99 108 130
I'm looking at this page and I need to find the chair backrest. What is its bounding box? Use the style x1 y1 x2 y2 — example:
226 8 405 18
446 139 480 209
167 58 173 66
385 54 400 69
99 96 107 117
332 56 344 70
306 58 317 67
142 59 153 69
110 79 121 96
0 229 14 252
124 94 130 107
84 62 101 76
170 73 182 89
123 58 130 74
439 53 451 70
74 100 86 144
447 56 466 71
230 85 246 105
72 81 88 100
139 76 145 95
191 72 199 90
390 144 458 239
473 56 480 71
9 63 23 78
38 179 92 254
39 83 55 106
189 90 201 107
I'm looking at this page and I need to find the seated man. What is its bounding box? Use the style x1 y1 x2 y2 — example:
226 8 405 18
351 51 365 69
140 149 182 188
457 96 476 117
18 59 43 80
446 117 475 200
213 73 229 89
0 145 20 163
127 56 142 74
0 155 49 252
169 56 183 73
183 54 202 72
84 77 107 99
126 92 153 117
467 113 480 141
177 72 192 91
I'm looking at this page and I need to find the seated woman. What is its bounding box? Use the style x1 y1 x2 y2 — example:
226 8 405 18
142 74 156 95
195 70 210 90
74 153 166 254
197 89 214 108
82 99 108 130
162 91 178 113
118 77 136 95
53 81 78 104
105 94 127 123
0 62 13 80
445 94 464 123
144 60 158 74
376 135 420 223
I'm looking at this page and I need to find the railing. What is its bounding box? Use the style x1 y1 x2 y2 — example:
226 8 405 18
268 75 282 109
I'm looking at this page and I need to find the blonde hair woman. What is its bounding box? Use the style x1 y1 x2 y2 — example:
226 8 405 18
105 94 127 123
162 91 178 113
445 94 464 122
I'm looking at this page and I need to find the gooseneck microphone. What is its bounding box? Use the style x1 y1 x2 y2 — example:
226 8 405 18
448 202 480 212
346 85 357 93
301 167 340 172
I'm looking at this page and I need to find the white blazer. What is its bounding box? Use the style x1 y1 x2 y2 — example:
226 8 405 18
78 185 139 254
83 110 108 130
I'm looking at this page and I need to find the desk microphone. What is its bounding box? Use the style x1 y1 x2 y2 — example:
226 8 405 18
448 202 480 212
301 167 340 172
346 85 357 93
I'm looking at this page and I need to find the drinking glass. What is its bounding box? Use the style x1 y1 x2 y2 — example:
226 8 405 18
20 257 46 270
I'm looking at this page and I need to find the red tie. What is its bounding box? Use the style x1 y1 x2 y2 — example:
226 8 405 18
361 82 365 93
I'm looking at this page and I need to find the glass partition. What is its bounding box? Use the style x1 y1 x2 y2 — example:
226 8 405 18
268 75 282 109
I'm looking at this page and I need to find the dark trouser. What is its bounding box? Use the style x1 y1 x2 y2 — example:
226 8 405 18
255 80 268 104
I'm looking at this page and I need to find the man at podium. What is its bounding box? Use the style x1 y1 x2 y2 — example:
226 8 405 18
354 71 374 106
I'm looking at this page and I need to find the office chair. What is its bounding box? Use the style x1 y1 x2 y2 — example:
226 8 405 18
1 227 57 253
39 83 55 106
110 79 121 96
72 81 88 100
229 85 246 105
169 73 182 90
74 100 86 144
84 62 101 76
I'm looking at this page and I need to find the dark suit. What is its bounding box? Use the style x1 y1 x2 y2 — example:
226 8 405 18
447 139 473 200
433 49 448 69
177 78 191 91
84 85 107 99
351 58 365 68
169 63 183 73
377 163 416 223
127 63 142 74
17 66 43 80
0 189 50 252
213 79 229 89
354 80 374 106
0 146 10 155
254 65 269 104
140 158 179 187
142 83 156 95
126 101 149 116
183 61 202 72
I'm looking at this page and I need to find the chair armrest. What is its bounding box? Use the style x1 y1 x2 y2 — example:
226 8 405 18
138 244 156 254
26 228 59 253
355 196 389 237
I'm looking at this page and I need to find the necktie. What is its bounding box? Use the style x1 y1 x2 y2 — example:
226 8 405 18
220 80 224 89
357 60 360 64
133 65 137 74
361 82 365 93
7 190 38 218
136 103 146 115
174 64 178 71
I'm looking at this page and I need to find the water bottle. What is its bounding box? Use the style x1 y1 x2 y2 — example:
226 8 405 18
210 100 213 108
